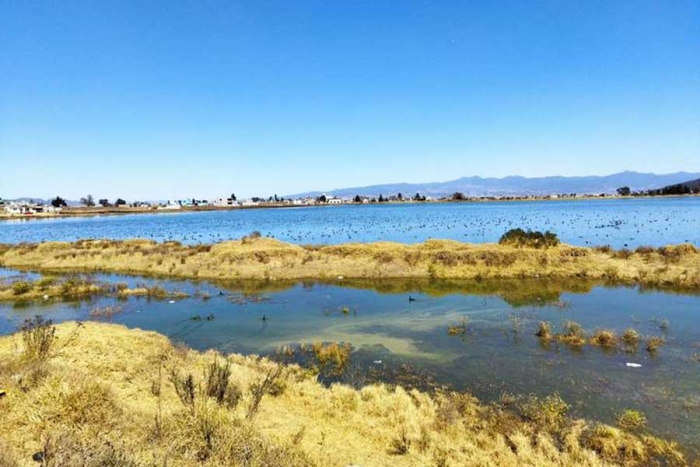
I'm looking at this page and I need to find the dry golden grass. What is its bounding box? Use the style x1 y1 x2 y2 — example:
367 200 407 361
1 237 699 289
0 322 687 467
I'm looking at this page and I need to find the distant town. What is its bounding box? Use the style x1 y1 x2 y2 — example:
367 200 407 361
2 182 699 219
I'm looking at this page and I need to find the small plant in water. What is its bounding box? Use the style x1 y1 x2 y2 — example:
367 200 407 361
616 409 647 429
535 321 553 341
590 329 617 349
558 321 585 346
622 328 640 346
447 317 468 336
646 336 665 353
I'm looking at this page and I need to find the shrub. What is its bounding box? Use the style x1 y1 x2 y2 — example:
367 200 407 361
498 228 560 249
20 316 56 362
170 370 196 410
247 366 284 420
11 281 32 296
204 359 240 408
617 409 647 429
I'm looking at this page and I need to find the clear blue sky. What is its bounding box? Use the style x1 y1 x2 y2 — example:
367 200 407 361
1 1 699 200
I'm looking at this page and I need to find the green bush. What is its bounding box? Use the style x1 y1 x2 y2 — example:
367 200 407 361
11 281 32 296
498 228 560 249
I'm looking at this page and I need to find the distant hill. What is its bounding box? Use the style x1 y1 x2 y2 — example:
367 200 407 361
647 177 700 196
287 171 700 199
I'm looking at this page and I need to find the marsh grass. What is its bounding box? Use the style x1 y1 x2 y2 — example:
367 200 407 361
0 322 689 467
616 409 647 429
3 237 699 288
89 304 124 319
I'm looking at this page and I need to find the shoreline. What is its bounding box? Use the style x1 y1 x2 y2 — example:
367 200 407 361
1 237 698 290
2 193 699 221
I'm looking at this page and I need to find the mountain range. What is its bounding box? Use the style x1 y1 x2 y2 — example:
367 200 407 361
288 171 700 199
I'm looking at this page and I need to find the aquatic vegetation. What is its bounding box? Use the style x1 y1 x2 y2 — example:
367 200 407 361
310 342 352 374
89 304 124 319
646 336 665 353
622 328 640 346
557 320 586 347
535 321 553 341
616 409 647 429
447 317 468 336
589 329 618 349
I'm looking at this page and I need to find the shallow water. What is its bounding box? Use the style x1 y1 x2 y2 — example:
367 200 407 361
2 270 699 453
2 197 700 248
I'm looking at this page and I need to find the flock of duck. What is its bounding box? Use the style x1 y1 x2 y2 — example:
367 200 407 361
3 201 699 248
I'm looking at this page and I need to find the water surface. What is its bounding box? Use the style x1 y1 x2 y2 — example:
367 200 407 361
2 270 699 454
2 197 700 248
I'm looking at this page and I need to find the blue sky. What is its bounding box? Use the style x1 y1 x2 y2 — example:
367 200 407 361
1 1 699 200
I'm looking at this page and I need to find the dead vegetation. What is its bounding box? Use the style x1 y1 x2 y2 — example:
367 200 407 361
0 237 699 289
0 321 688 466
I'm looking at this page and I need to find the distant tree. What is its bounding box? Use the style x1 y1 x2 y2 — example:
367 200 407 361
617 186 631 196
413 193 425 201
452 192 466 201
79 194 95 207
317 194 327 203
231 193 237 201
353 195 362 203
51 196 67 207
397 193 403 201
115 198 126 206
378 194 385 202
98 198 110 207
274 194 279 202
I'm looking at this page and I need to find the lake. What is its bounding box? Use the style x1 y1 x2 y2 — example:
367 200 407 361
2 270 699 455
2 197 700 248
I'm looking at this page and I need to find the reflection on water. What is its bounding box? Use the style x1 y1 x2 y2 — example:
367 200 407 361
2 197 700 248
1 270 700 454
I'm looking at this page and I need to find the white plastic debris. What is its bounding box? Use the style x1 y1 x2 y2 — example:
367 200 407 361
625 363 642 368
373 360 382 364
168 300 175 304
43 294 49 300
